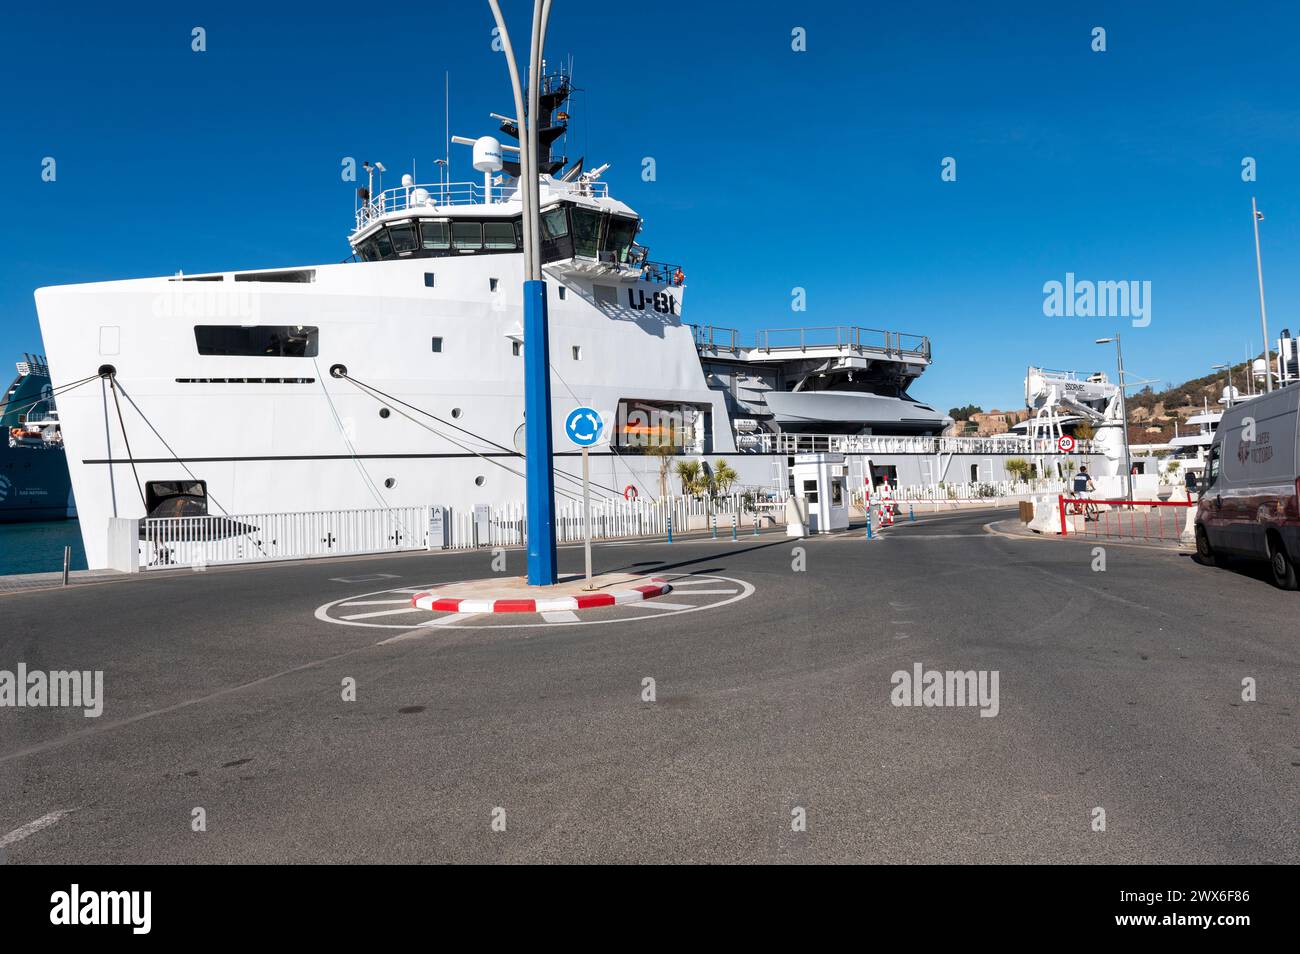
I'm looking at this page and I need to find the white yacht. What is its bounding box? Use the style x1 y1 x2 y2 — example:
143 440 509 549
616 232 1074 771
36 64 1074 568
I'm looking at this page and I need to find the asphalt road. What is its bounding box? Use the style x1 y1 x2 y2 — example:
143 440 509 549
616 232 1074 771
1 508 1297 863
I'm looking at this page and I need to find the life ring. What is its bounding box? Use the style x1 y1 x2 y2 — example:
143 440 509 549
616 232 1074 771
623 485 639 501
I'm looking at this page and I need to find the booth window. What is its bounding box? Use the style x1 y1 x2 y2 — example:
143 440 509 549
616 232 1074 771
802 479 819 504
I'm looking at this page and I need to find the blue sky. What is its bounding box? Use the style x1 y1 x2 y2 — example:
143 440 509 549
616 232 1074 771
3 1 1299 413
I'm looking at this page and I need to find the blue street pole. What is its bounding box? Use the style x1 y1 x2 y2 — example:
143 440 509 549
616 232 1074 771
523 279 557 584
488 0 558 585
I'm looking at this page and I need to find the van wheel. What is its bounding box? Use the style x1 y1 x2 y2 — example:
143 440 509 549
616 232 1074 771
1268 535 1299 590
1194 525 1216 567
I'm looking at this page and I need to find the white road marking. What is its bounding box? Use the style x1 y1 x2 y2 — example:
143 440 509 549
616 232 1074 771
341 606 426 621
657 588 737 595
541 611 579 623
316 575 754 631
662 578 723 586
424 613 481 626
339 599 412 607
330 573 401 583
377 614 482 644
622 600 697 611
0 809 74 849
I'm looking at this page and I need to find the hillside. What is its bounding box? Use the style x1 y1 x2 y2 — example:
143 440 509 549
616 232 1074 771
1125 354 1269 444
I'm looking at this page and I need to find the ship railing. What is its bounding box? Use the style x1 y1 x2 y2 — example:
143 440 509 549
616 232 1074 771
690 324 741 352
354 178 610 231
134 493 785 569
756 326 931 360
635 255 685 285
747 432 1099 457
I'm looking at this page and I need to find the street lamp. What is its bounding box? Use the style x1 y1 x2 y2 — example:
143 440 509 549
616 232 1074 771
1096 335 1133 503
1251 197 1272 392
1211 363 1234 408
487 0 558 585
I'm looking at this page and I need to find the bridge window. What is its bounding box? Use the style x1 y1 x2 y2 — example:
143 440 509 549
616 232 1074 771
605 216 639 264
571 207 601 258
453 221 482 251
387 222 419 254
541 207 569 239
194 325 319 357
420 220 450 250
484 221 516 250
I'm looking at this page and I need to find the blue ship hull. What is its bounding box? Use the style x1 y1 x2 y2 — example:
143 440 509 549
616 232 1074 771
0 438 75 522
1 354 76 523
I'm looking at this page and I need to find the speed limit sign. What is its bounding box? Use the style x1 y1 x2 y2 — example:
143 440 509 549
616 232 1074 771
1058 435 1076 453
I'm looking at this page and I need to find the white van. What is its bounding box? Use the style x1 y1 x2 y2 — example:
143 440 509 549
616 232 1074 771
1195 384 1300 588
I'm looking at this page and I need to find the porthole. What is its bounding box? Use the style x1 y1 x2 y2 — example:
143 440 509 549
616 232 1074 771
451 407 462 419
379 407 391 419
474 475 485 487
384 477 396 489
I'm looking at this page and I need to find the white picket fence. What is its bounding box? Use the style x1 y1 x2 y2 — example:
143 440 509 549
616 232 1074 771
893 478 1067 501
137 493 770 569
139 505 431 569
848 478 1067 510
437 492 763 550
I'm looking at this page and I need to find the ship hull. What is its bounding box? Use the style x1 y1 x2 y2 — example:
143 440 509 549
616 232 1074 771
0 440 75 522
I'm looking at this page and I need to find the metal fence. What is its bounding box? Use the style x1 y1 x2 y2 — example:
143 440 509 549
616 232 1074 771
894 478 1067 501
436 493 763 550
1059 496 1194 542
140 505 432 569
847 479 1066 510
137 494 772 569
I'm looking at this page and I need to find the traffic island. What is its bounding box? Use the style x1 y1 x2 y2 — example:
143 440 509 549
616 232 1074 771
411 573 671 614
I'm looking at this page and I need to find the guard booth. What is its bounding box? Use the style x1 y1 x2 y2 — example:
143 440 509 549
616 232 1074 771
791 453 849 533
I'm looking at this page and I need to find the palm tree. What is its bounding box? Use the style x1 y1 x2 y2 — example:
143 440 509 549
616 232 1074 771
1005 457 1031 482
709 459 738 497
674 459 705 496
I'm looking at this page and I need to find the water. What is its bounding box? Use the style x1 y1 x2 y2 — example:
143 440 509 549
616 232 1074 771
0 520 86 576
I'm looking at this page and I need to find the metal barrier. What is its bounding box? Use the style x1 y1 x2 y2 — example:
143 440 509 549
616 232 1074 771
139 494 781 568
141 506 431 569
1057 496 1194 541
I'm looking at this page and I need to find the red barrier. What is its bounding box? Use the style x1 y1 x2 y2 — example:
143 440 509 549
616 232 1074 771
1057 495 1194 541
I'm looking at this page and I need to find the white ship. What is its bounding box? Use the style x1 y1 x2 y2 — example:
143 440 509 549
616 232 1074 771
36 64 1080 568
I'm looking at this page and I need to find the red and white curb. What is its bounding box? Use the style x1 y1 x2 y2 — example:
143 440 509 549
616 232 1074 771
411 578 671 614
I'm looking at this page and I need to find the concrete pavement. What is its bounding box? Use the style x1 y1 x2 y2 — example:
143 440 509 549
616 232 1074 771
1 508 1296 863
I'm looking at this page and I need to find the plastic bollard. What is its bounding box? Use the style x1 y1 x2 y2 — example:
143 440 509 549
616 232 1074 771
667 514 673 544
866 512 874 539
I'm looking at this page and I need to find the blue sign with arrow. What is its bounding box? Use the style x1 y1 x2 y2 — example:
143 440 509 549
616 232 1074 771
565 406 604 447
